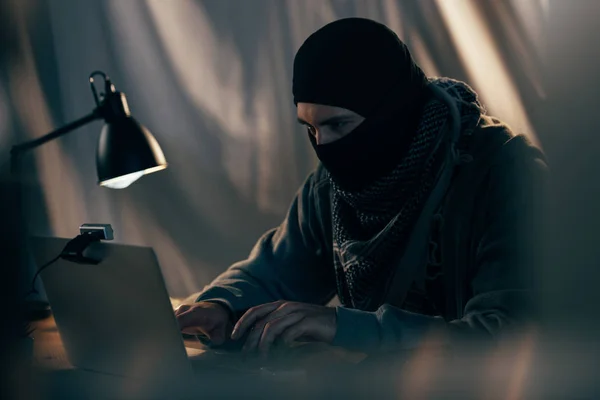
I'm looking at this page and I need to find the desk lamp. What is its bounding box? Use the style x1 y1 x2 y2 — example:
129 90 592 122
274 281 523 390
10 71 168 319
11 71 167 184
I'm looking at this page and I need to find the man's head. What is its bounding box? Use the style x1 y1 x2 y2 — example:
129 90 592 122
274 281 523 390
293 18 428 143
292 18 430 189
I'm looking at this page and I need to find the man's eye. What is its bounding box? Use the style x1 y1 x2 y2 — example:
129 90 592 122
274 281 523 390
306 126 317 136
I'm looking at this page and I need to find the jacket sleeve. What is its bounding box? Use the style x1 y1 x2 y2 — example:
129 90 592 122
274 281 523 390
332 139 548 353
194 170 336 320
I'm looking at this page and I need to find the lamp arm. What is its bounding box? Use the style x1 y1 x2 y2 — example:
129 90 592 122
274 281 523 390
10 110 101 158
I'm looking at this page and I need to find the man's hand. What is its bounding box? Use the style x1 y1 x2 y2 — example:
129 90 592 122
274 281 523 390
231 301 337 357
175 301 232 345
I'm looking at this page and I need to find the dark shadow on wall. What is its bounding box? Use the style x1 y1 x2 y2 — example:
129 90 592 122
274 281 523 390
193 0 277 207
0 0 56 396
2 0 57 239
198 0 319 195
0 0 55 305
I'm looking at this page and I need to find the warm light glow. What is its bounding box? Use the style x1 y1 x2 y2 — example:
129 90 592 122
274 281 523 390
408 31 442 78
120 93 131 116
435 0 538 144
506 329 537 400
99 165 167 189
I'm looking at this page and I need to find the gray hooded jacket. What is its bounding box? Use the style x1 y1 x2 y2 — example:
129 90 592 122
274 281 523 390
194 81 547 354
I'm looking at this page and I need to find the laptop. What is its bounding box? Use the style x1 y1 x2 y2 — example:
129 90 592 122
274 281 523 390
29 236 220 383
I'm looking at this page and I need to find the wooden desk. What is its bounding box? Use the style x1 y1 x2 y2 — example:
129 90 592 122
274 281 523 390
31 316 71 371
28 314 367 399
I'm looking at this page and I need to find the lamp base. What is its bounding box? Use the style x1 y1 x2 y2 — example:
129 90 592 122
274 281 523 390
25 300 52 321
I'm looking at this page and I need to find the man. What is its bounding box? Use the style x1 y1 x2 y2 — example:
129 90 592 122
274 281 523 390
175 18 546 358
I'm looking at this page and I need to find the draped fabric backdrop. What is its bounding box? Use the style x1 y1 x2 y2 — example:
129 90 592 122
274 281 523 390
5 1 600 396
0 0 546 299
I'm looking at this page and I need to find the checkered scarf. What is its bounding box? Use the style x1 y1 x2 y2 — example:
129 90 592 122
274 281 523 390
331 78 483 311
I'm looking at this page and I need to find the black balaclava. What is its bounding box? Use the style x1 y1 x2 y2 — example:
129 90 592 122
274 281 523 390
293 18 431 190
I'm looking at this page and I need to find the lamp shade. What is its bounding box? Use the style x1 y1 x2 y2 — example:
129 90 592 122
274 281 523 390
96 117 167 189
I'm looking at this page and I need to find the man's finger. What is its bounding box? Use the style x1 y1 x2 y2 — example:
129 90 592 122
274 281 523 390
209 326 226 346
176 309 211 332
243 311 304 355
174 304 191 316
181 326 207 335
258 313 305 356
255 301 303 326
240 302 304 347
232 301 284 340
281 319 310 345
242 322 267 354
